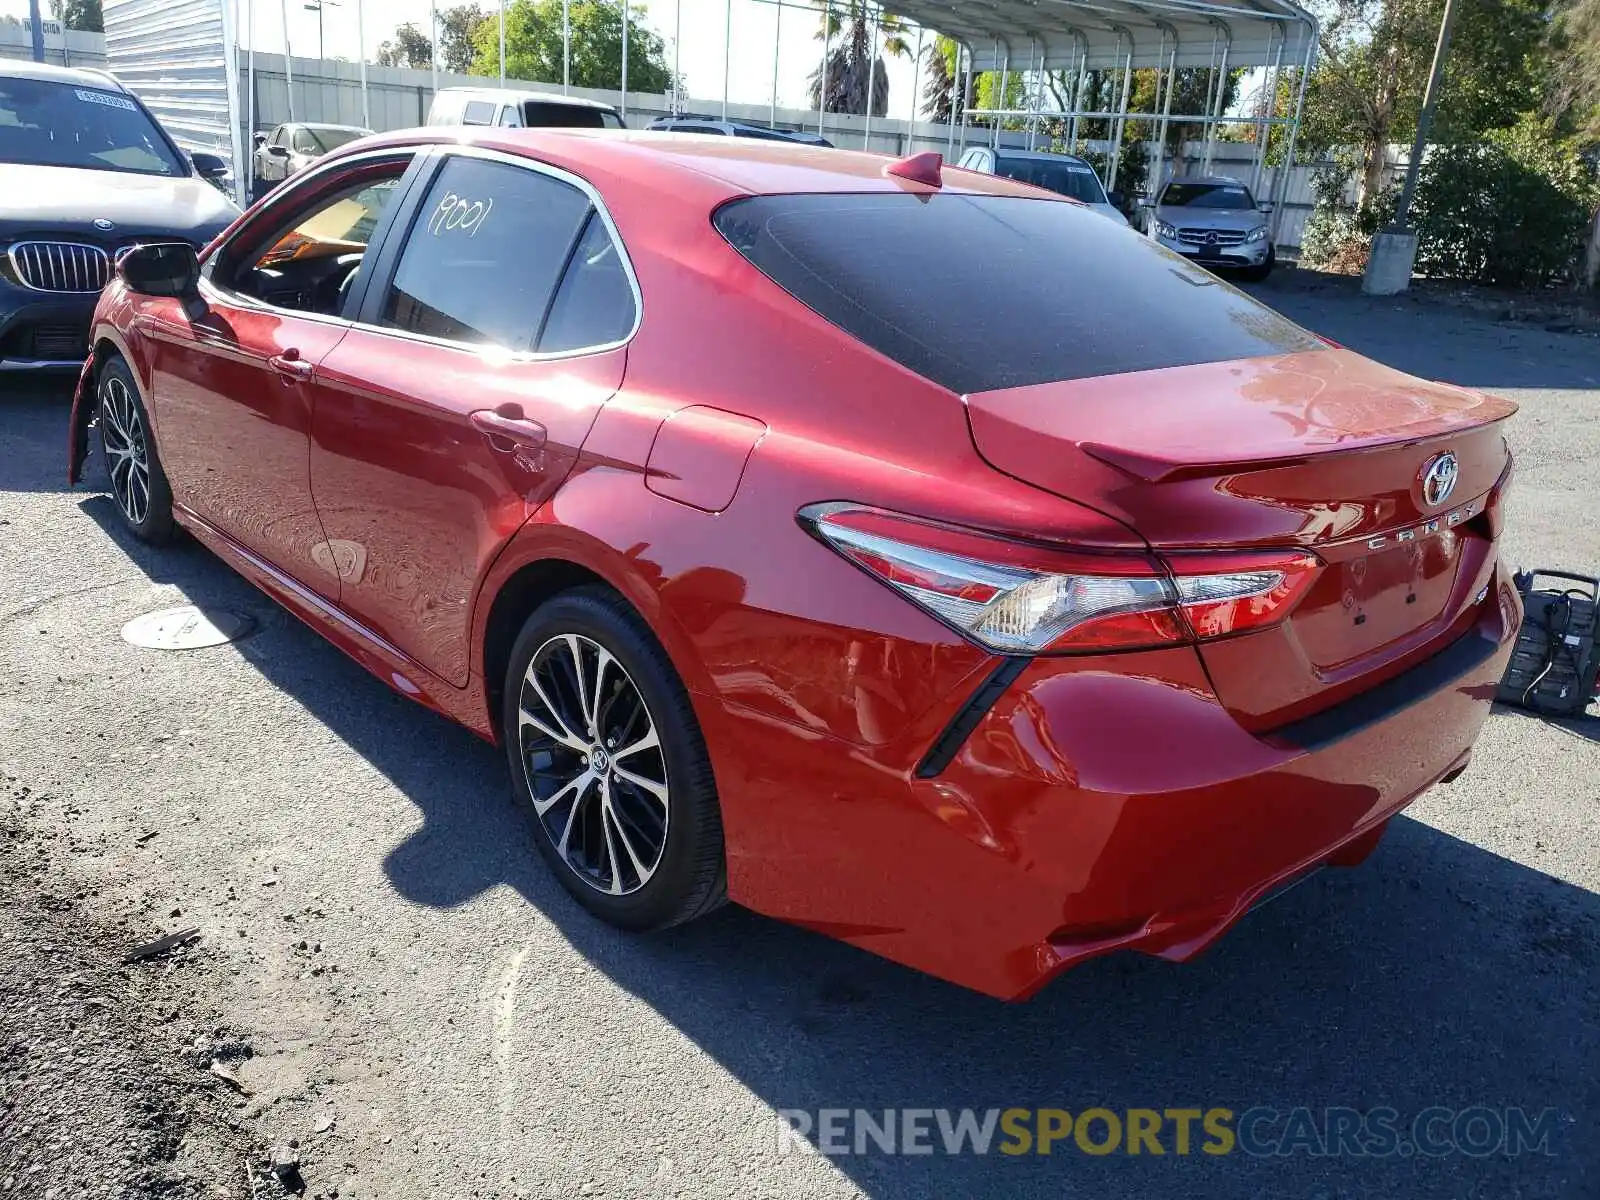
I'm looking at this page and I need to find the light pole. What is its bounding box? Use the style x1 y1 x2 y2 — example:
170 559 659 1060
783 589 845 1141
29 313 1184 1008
303 0 339 61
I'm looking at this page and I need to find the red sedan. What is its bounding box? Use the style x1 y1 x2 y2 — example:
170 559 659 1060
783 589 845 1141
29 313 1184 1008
67 131 1520 1000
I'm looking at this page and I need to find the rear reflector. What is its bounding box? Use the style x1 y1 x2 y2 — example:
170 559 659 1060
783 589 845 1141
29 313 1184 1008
801 503 1321 655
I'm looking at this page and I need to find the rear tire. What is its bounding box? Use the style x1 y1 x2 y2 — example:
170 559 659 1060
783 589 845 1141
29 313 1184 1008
502 586 726 931
96 355 175 545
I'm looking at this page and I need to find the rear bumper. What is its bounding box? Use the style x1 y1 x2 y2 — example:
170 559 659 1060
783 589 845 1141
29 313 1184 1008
0 286 96 370
705 560 1520 1000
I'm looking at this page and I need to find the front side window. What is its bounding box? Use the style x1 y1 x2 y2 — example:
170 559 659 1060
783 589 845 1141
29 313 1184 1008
227 168 405 314
303 127 367 154
1160 182 1255 210
498 105 523 127
292 128 320 154
0 78 185 176
463 100 496 125
379 155 595 352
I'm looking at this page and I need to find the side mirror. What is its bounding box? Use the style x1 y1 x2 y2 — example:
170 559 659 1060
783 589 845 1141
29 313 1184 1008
1106 190 1125 208
266 144 291 158
191 151 228 179
1257 201 1274 213
120 242 201 300
252 132 267 148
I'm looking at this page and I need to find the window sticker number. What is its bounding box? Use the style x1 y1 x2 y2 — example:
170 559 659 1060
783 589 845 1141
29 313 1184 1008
75 89 137 112
427 192 494 239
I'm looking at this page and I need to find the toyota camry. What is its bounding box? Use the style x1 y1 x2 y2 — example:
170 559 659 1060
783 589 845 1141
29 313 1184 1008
67 130 1520 999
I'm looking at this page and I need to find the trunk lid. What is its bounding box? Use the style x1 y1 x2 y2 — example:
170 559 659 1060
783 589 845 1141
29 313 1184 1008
965 348 1517 730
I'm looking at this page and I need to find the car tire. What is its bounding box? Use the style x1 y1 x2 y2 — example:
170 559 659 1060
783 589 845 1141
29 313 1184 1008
502 585 727 931
96 355 176 545
1240 246 1275 282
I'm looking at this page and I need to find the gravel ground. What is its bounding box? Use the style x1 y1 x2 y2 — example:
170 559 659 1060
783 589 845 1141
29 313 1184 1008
0 271 1596 1199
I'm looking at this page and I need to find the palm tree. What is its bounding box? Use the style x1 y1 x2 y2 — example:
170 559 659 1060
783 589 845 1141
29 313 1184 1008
806 1 911 118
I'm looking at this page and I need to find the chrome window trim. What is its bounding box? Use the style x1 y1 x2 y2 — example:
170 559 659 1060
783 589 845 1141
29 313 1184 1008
202 146 419 324
356 142 644 364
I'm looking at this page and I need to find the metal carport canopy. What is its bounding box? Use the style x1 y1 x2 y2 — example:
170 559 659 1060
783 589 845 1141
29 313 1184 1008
885 0 1316 70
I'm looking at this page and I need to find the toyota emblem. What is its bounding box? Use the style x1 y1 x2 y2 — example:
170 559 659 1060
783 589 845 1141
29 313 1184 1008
1421 452 1459 507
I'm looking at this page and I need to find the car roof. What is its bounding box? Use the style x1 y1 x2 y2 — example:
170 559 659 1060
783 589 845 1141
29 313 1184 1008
0 60 125 89
436 86 618 112
328 128 1061 203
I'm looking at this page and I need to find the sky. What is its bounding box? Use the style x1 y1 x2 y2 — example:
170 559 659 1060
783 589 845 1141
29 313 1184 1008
0 0 928 121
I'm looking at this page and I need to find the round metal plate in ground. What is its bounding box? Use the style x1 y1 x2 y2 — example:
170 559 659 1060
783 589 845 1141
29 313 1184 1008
121 606 255 651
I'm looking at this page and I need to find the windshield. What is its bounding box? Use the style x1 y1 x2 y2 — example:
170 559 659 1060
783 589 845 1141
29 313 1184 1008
0 78 186 176
994 157 1108 205
305 127 367 154
1160 182 1254 209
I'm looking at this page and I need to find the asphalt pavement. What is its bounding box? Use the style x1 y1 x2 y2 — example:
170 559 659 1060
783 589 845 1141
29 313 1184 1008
0 270 1595 1198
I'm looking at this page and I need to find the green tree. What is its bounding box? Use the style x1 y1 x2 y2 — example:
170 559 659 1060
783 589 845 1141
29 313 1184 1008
469 0 672 94
376 21 433 69
807 1 911 117
1302 0 1546 205
49 0 102 33
1546 0 1600 144
439 4 489 74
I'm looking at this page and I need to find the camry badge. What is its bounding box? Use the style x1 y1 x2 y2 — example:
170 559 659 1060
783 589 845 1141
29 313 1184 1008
93 218 115 231
1421 452 1459 507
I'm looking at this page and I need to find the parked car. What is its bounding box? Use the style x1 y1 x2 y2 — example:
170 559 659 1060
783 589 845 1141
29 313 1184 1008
955 147 1128 225
647 117 808 142
780 130 835 148
69 132 1519 1001
1147 174 1276 279
0 60 239 373
252 122 372 199
426 87 624 130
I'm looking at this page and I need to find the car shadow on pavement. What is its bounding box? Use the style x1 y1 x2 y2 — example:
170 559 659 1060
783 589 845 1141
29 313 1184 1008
77 489 1598 1200
0 380 79 495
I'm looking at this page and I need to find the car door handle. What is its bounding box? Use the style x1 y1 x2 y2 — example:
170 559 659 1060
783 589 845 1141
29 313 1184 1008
267 348 314 382
470 408 548 451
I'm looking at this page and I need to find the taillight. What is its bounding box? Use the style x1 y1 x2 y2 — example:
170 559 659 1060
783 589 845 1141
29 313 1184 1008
801 503 1320 655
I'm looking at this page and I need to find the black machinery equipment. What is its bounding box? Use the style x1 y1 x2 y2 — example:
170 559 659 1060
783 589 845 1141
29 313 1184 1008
1496 569 1600 718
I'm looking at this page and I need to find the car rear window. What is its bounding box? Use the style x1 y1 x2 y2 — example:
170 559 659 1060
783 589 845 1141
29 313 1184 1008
714 193 1321 394
522 101 614 129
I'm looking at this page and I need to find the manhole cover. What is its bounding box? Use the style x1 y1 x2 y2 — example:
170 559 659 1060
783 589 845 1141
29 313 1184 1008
121 605 255 651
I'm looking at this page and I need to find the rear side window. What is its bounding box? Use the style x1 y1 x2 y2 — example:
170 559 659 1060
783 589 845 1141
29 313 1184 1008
379 156 591 351
714 193 1320 394
462 100 495 125
538 212 637 352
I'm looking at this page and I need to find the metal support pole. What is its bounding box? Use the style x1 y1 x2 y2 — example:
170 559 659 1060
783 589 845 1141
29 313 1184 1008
247 0 256 145
562 0 570 90
673 0 681 114
1395 0 1460 226
957 43 970 153
770 0 782 127
1068 36 1085 147
620 0 629 119
1024 37 1037 150
430 0 438 94
721 0 731 119
863 7 875 148
1153 27 1176 200
26 0 44 63
1204 32 1230 173
818 4 830 136
945 39 958 158
1251 27 1283 196
990 38 1002 149
1107 28 1133 191
280 0 295 121
1270 31 1315 242
909 25 924 133
356 0 369 129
